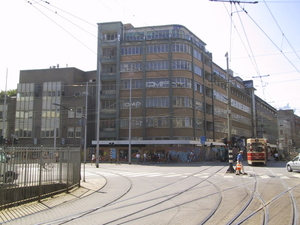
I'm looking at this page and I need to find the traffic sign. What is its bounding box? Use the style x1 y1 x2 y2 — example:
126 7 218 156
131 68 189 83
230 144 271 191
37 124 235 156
110 148 116 159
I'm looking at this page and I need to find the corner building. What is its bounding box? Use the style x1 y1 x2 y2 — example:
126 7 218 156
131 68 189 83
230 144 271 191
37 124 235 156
94 22 255 162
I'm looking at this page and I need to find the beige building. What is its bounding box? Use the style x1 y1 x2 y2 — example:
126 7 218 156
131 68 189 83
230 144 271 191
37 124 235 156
93 22 263 162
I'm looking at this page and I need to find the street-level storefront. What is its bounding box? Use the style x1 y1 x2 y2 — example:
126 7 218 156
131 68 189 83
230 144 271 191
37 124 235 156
89 140 236 163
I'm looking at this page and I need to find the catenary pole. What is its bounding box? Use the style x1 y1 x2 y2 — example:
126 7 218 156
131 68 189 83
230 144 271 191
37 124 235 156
225 53 235 173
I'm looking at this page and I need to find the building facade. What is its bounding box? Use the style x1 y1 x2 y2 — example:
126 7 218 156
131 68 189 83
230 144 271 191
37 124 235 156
278 110 300 156
93 22 267 161
14 67 96 147
254 96 278 144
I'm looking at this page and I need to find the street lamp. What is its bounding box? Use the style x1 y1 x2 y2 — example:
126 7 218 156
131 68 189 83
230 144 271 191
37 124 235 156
83 80 94 181
128 78 132 165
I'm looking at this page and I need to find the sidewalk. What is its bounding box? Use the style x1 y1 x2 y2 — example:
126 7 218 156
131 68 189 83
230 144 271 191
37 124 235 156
0 166 106 224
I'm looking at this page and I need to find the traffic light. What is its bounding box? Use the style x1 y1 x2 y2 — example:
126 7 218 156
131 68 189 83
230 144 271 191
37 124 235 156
231 137 236 146
222 138 228 145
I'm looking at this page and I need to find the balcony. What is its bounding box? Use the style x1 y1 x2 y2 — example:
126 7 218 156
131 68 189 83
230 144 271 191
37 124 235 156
100 108 116 118
100 73 116 81
101 90 116 100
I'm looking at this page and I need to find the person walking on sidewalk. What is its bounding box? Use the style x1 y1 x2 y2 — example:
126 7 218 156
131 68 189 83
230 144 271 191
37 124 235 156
274 152 279 162
236 150 247 175
136 152 141 164
91 154 96 165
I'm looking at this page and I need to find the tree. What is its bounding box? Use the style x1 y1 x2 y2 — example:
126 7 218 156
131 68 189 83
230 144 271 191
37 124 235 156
0 89 17 98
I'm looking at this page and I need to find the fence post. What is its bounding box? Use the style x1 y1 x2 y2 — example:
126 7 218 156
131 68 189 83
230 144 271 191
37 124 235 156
38 145 43 202
66 146 70 193
59 147 63 183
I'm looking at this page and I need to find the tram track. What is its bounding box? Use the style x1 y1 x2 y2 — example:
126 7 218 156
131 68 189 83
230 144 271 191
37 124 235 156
46 165 226 224
226 166 268 225
100 166 226 225
196 166 263 225
36 170 134 225
2 163 299 225
234 166 299 225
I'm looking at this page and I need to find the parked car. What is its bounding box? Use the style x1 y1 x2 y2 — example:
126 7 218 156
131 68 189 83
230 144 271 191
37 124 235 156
286 154 300 172
0 149 18 183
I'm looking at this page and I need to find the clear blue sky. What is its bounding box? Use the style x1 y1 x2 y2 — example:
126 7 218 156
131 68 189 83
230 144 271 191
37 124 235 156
1 0 300 116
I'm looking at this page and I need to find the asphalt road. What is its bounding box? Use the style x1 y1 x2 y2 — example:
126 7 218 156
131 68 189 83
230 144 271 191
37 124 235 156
1 160 299 225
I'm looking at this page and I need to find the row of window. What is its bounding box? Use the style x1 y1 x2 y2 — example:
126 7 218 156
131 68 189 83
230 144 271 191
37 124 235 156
214 106 251 125
118 117 202 129
122 27 205 49
104 96 203 110
120 77 194 90
99 117 203 129
16 126 82 138
120 60 201 75
14 128 32 138
214 90 251 114
120 44 203 65
214 122 252 137
41 127 82 138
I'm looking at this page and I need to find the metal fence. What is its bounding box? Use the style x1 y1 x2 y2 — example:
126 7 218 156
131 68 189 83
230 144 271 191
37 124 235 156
0 146 81 209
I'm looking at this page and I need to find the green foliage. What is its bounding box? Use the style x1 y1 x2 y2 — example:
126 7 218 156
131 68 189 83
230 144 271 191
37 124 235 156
0 89 17 98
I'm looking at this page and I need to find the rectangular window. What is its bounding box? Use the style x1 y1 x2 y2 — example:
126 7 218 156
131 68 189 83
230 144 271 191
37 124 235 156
68 108 75 118
121 46 142 55
124 32 144 41
104 33 117 41
146 61 169 70
120 62 142 72
75 127 81 138
102 65 117 74
67 127 74 138
103 48 117 58
76 107 82 118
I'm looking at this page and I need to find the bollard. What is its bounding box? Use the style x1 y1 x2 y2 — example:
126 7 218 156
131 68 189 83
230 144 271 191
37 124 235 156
227 148 235 173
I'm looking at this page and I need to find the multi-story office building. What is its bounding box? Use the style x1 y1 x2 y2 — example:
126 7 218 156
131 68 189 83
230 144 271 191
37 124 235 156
94 22 259 161
254 96 278 144
15 67 96 147
278 109 300 155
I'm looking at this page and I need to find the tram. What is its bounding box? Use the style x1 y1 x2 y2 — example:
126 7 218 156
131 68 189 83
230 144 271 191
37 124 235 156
246 138 269 165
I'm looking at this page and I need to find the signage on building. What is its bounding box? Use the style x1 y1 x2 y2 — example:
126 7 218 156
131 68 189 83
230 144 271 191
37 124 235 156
124 101 142 108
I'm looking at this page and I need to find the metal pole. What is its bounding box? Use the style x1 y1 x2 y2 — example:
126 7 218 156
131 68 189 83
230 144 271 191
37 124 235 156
226 52 234 173
54 88 58 152
128 78 132 165
96 61 101 168
83 82 88 182
2 68 8 141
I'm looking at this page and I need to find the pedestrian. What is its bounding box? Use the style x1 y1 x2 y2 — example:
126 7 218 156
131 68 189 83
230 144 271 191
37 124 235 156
91 154 96 165
236 150 247 175
274 152 279 162
136 152 141 164
165 152 171 163
143 153 147 163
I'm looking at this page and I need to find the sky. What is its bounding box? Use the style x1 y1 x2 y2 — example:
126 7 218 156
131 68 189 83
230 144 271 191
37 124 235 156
1 0 300 116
